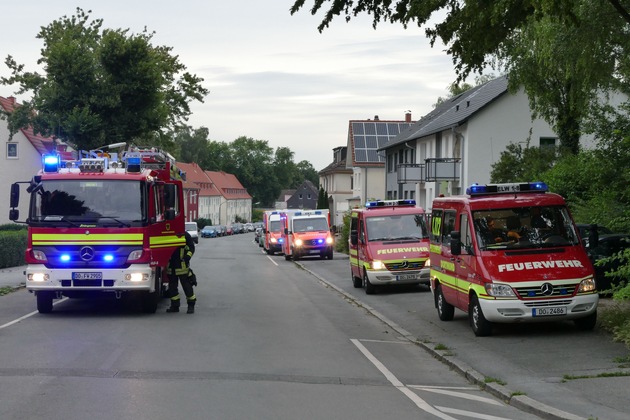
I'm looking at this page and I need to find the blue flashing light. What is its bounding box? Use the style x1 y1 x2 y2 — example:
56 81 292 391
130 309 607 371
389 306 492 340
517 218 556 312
365 199 416 208
43 154 60 173
103 254 114 262
466 182 549 196
278 238 284 243
126 156 142 173
295 212 303 216
317 238 324 244
60 254 71 262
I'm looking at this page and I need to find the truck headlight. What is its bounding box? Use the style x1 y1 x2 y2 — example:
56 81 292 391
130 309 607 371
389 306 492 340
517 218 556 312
578 277 596 293
485 283 516 297
372 260 385 270
28 272 49 282
127 250 143 261
326 237 334 244
294 239 303 247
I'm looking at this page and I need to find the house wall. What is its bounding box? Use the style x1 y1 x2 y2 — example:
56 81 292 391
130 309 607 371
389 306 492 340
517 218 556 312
319 171 352 229
352 166 385 204
0 121 42 225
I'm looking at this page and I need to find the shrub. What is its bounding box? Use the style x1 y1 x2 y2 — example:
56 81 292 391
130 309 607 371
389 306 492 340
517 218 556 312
0 230 27 268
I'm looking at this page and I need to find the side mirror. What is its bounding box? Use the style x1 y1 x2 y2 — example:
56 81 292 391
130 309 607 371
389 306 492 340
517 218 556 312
10 183 19 208
450 231 462 255
9 209 19 221
164 184 176 208
350 230 358 246
588 224 599 249
164 209 176 221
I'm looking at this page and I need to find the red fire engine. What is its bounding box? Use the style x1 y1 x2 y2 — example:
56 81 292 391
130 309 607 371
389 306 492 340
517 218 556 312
430 182 599 336
9 145 187 313
349 200 430 294
281 209 334 261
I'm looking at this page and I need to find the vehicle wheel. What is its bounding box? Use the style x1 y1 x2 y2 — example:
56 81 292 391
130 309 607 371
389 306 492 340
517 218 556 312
141 273 160 313
327 250 334 260
352 271 362 288
364 271 376 295
574 311 597 331
284 254 291 261
435 284 455 321
36 292 54 314
469 295 492 336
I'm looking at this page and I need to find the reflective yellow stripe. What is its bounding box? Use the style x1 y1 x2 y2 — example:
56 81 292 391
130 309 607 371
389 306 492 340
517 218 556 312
150 235 185 249
32 233 143 246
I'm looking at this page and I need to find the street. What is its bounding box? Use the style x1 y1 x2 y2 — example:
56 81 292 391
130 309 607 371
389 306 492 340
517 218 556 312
0 233 543 420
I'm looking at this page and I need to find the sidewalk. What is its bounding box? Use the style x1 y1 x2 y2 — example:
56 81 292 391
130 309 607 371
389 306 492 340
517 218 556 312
0 265 26 289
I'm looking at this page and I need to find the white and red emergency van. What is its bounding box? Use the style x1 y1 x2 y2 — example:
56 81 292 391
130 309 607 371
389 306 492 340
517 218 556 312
262 210 284 255
349 200 430 294
429 182 599 336
281 209 334 260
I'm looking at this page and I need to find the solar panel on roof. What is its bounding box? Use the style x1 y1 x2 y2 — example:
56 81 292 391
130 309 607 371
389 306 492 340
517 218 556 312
377 136 389 147
376 124 388 135
352 122 364 135
364 123 376 135
355 149 368 162
366 136 377 148
387 123 400 135
355 136 366 148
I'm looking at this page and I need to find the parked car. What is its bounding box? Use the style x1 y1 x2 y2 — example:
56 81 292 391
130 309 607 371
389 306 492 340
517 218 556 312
245 222 254 232
254 227 263 245
588 233 630 294
217 225 226 236
201 226 218 238
185 222 199 244
225 225 234 235
576 223 613 246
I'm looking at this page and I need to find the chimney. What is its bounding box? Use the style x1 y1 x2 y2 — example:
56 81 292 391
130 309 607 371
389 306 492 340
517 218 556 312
405 110 412 122
374 115 379 121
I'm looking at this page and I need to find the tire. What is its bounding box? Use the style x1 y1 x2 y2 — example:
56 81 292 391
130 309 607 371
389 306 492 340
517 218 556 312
469 295 493 336
284 254 291 261
574 311 597 331
36 292 54 314
141 271 160 313
352 271 362 288
435 284 455 321
364 271 376 295
327 250 334 260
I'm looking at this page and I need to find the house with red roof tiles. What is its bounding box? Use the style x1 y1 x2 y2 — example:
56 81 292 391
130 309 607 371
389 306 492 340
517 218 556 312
176 162 221 224
0 96 73 224
205 171 252 225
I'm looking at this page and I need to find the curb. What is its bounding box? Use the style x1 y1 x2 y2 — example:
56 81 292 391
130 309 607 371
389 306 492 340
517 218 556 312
296 260 586 420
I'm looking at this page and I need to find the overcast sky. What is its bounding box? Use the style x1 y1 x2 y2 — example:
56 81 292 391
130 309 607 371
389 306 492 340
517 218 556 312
1 1 463 170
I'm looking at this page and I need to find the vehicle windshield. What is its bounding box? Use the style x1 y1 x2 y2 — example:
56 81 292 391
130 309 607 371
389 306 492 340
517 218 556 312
185 223 197 231
269 220 282 232
366 213 429 242
293 217 329 232
473 206 580 250
31 180 144 226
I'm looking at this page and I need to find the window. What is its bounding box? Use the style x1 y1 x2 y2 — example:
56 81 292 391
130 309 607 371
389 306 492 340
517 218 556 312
540 137 556 149
7 143 18 159
442 211 456 244
460 213 472 254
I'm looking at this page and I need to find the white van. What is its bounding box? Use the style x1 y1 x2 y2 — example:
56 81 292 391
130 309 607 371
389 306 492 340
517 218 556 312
185 222 199 244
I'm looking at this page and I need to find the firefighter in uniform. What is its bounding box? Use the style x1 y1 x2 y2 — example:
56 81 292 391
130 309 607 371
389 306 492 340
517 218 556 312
166 230 197 313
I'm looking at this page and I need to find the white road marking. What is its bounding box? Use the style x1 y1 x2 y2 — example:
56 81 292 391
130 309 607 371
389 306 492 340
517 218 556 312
409 385 503 406
0 298 68 330
350 338 458 420
435 406 513 420
266 255 278 266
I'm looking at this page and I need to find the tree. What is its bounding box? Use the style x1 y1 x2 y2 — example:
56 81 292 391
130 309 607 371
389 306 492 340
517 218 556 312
290 0 630 81
296 160 319 187
229 136 280 207
490 142 557 184
0 8 208 150
496 3 626 154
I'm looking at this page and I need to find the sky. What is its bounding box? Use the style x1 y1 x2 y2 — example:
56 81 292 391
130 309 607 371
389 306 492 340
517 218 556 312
0 1 463 171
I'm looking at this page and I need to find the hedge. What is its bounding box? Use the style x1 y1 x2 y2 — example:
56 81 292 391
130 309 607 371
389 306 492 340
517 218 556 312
0 225 27 268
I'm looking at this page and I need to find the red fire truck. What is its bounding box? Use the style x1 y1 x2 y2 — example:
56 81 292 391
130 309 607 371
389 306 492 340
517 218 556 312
349 200 430 294
262 210 284 255
430 182 599 336
9 145 187 313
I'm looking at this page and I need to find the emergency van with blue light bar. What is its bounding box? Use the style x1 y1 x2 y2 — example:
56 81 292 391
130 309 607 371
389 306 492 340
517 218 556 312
349 200 430 294
429 182 599 336
281 209 334 261
9 143 188 314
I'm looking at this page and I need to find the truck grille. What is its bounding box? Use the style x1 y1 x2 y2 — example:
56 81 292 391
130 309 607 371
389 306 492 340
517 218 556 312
385 260 427 271
514 283 579 299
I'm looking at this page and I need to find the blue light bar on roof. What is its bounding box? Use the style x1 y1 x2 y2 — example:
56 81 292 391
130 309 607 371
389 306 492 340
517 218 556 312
466 182 549 195
365 199 416 208
42 154 60 173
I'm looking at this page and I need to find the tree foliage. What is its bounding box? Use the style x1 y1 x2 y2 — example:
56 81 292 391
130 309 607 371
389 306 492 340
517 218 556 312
290 0 630 81
490 142 557 184
0 8 208 150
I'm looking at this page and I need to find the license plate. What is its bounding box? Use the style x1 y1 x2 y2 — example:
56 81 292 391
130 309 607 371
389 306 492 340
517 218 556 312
532 306 567 317
72 272 103 280
396 274 418 281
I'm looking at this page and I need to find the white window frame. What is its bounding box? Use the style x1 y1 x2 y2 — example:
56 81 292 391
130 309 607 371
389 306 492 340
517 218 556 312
7 143 18 159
